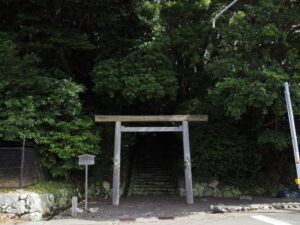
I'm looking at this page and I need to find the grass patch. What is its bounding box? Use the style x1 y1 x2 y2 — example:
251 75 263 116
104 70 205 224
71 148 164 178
0 189 13 194
0 181 76 195
26 181 75 194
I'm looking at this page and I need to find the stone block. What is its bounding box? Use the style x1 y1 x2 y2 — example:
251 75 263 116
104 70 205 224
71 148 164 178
11 200 26 214
0 189 72 221
26 193 43 213
249 204 260 210
208 179 219 188
231 188 241 197
19 193 28 200
48 194 55 202
4 206 12 213
203 187 213 196
6 213 17 219
193 183 205 196
213 188 222 197
103 181 111 193
210 205 228 213
21 212 43 221
179 187 185 196
222 191 234 198
239 196 252 200
0 194 19 208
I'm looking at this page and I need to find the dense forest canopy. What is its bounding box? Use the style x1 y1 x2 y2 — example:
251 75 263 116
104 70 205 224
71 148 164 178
1 0 300 191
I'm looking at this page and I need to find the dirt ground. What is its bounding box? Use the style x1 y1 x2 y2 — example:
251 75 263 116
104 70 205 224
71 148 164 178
55 196 300 222
0 214 23 224
2 196 300 224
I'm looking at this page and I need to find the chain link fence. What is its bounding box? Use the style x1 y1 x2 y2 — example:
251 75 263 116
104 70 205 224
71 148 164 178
0 146 38 188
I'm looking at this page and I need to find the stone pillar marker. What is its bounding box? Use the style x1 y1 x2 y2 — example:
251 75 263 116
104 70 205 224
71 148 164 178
71 196 78 217
78 154 95 211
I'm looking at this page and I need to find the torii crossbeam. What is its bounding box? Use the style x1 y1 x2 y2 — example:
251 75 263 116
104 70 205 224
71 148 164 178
95 115 208 205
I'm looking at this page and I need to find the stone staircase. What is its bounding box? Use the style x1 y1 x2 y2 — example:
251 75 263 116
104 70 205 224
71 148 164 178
131 150 177 196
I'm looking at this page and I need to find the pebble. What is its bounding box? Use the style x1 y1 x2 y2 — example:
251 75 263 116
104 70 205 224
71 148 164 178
239 196 252 200
88 208 99 213
77 208 84 213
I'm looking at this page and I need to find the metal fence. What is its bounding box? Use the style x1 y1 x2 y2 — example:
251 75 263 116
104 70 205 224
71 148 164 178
0 146 38 188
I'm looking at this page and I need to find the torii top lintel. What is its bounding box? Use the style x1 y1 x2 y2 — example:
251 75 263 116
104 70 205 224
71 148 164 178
95 115 208 122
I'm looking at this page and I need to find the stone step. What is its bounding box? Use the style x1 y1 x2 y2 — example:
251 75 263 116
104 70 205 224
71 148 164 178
134 176 173 179
133 191 177 195
136 167 168 170
134 179 175 182
134 175 173 181
133 185 175 188
134 182 175 186
135 170 171 174
134 173 173 177
132 155 177 195
133 188 177 192
133 181 175 185
134 180 174 184
134 176 173 180
134 183 175 186
134 173 174 176
133 186 177 191
135 162 167 165
133 189 177 194
135 167 169 170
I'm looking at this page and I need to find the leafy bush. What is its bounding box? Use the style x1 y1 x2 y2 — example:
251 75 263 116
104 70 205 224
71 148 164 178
0 33 100 177
190 121 262 187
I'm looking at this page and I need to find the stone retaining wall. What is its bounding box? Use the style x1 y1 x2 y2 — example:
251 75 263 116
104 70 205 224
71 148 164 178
0 189 73 221
178 179 259 198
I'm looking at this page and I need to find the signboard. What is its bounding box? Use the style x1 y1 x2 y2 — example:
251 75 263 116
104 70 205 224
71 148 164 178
78 154 95 211
78 154 95 165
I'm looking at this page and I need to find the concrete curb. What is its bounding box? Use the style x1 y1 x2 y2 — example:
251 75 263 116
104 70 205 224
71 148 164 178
210 202 300 213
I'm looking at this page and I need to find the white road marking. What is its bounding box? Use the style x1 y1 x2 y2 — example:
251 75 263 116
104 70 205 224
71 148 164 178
252 215 292 225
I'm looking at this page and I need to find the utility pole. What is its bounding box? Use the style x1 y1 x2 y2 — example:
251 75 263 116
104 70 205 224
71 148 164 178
284 82 300 189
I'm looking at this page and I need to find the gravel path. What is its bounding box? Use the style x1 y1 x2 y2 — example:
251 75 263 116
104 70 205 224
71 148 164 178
55 196 300 222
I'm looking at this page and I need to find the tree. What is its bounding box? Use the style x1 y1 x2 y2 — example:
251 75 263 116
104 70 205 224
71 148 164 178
206 0 300 188
0 33 100 177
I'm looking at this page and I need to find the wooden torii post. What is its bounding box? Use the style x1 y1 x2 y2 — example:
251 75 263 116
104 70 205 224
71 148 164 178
95 115 208 205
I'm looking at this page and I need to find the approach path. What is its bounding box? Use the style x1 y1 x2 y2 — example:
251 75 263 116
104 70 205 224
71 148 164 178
12 196 300 225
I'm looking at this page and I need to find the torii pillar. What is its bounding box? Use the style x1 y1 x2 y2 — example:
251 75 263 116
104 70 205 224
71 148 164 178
95 115 208 205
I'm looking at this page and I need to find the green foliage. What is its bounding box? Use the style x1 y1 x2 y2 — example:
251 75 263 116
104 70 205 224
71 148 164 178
208 0 300 118
202 0 300 188
26 181 76 194
208 68 290 119
258 130 290 150
0 33 100 177
0 0 299 190
0 181 76 194
93 39 178 103
191 122 261 186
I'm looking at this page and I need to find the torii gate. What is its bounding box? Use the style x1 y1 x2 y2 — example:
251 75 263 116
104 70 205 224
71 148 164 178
95 115 208 205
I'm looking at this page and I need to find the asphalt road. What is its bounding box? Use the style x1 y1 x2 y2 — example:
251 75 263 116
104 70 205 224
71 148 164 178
15 209 300 225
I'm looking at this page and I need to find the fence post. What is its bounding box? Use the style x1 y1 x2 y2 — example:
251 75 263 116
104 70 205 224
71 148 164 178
20 136 26 188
